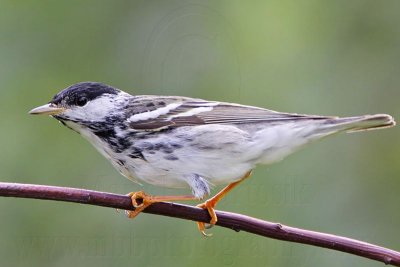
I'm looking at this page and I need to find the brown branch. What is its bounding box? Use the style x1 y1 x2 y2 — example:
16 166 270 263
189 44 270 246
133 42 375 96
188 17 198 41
0 182 399 266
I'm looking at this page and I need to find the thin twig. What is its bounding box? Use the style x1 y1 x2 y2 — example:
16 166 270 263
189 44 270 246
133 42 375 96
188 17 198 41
0 182 399 266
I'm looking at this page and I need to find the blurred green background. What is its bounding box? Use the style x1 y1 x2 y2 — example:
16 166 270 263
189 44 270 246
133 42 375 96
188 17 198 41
0 1 399 266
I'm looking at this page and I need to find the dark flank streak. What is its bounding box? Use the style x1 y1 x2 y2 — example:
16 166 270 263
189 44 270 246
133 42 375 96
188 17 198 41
138 141 183 154
164 155 179 161
93 129 115 139
92 125 137 156
154 143 165 151
171 143 183 149
105 115 123 125
176 134 194 142
128 147 146 161
162 148 174 154
140 142 154 150
191 144 220 150
145 102 155 107
115 137 132 153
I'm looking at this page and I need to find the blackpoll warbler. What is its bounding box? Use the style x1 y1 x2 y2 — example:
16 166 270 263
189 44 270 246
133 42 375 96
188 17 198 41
30 82 395 235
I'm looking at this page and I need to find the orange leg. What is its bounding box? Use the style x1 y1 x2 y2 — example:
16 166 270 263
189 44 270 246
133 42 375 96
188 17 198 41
197 171 252 236
125 170 252 237
126 191 198 219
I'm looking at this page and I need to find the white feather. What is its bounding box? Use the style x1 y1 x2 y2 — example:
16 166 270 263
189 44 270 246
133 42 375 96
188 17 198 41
167 107 214 119
127 102 182 122
62 94 123 121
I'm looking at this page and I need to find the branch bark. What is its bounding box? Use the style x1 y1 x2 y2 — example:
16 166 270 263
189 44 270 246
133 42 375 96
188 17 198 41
0 182 399 266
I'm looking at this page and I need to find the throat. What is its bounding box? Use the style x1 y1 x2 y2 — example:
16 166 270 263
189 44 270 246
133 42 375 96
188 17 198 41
60 119 84 134
60 120 145 164
62 120 119 160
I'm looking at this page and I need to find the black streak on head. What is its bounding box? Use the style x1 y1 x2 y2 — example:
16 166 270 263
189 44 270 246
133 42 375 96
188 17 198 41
51 82 119 106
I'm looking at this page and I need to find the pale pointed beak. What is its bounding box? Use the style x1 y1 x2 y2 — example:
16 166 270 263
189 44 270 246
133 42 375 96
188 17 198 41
29 103 66 115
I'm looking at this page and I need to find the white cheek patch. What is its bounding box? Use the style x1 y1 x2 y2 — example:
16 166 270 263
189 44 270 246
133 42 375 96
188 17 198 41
84 97 116 119
128 102 182 122
63 95 119 121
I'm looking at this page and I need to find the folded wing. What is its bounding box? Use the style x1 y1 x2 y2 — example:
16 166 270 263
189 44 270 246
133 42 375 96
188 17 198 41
127 97 331 131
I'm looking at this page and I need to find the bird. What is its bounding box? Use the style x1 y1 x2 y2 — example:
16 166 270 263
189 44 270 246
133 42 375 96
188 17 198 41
29 82 395 235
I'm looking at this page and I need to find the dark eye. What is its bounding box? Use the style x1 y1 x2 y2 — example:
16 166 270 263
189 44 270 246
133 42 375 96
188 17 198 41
76 96 88 107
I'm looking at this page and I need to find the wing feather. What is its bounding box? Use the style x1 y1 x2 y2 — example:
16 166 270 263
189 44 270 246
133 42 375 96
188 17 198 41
127 97 332 131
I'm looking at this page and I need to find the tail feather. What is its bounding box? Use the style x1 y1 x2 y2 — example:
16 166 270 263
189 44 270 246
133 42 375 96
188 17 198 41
254 113 395 165
324 114 396 133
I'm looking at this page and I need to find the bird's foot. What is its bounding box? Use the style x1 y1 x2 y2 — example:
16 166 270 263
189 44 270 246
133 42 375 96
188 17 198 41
125 191 154 219
125 190 218 236
194 171 253 236
125 191 199 219
196 198 219 237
